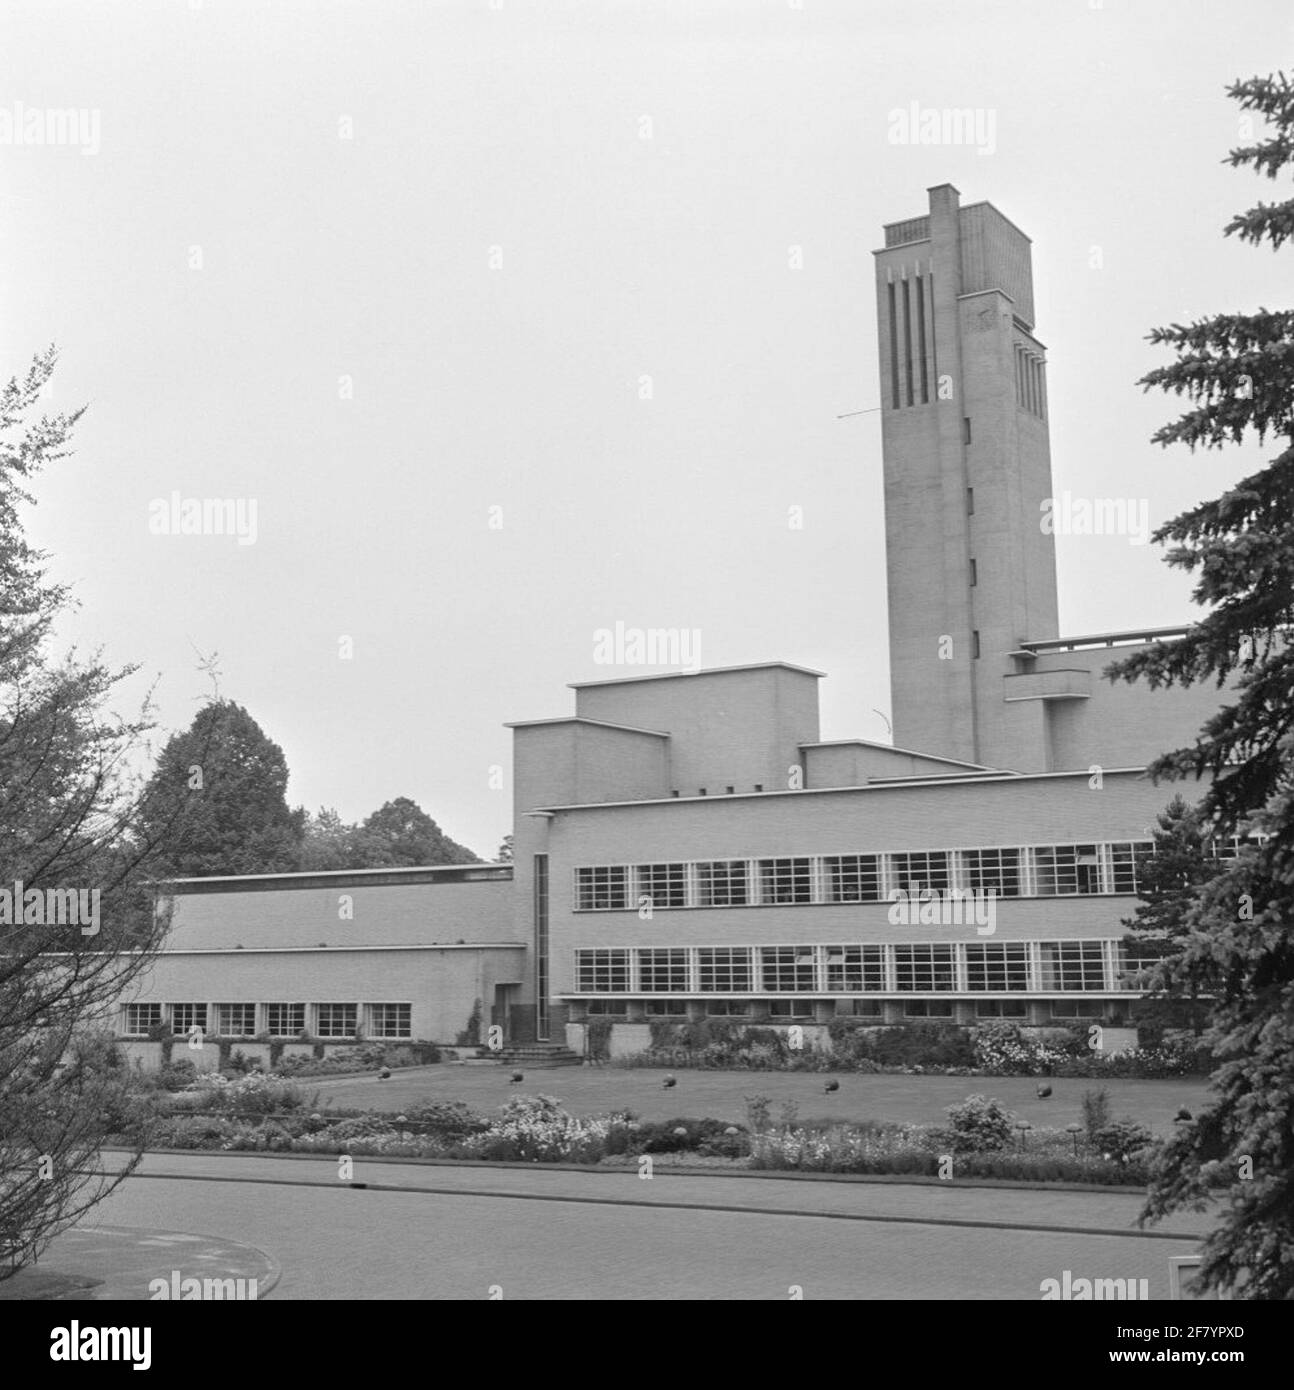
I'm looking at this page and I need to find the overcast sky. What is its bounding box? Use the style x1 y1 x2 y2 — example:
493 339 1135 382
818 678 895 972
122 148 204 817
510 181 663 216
2 0 1288 859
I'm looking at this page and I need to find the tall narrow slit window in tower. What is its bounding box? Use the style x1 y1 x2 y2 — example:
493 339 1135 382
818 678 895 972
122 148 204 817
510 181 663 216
915 273 929 403
969 557 977 587
888 280 900 408
534 854 549 1040
902 276 914 406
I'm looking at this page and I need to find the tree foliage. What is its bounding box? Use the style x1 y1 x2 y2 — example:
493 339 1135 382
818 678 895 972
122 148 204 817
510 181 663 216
299 797 480 870
1109 71 1294 1298
137 702 305 878
0 348 176 1279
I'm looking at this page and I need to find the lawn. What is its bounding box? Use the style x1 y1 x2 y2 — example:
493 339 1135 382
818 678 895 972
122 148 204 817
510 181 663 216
303 1064 1212 1135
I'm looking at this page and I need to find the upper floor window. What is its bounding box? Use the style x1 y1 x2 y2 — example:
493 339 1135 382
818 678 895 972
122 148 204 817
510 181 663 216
576 866 629 911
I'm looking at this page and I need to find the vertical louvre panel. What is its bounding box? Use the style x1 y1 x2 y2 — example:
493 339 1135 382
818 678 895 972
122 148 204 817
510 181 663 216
902 276 914 406
888 280 900 408
915 273 929 403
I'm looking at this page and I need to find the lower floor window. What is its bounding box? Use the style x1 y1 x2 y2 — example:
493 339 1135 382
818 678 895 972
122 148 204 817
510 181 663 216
902 999 954 1018
266 1003 306 1036
585 1000 627 1016
367 1003 412 1038
706 1001 751 1016
768 999 814 1017
1050 999 1104 1019
975 1000 1028 1018
123 1003 162 1035
216 1003 256 1036
849 999 884 1018
316 1004 358 1038
644 1000 688 1016
170 1003 207 1036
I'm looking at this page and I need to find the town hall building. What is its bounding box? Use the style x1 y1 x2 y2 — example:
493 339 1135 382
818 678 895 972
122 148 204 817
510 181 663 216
117 185 1229 1060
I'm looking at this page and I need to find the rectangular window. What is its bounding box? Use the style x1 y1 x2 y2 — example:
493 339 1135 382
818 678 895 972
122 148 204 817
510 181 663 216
123 1003 162 1035
963 417 971 445
903 998 953 1018
969 558 977 587
768 999 813 1018
961 847 1021 897
824 854 882 903
707 1000 751 1017
535 852 550 1041
890 850 951 894
636 863 687 909
824 945 885 992
644 999 687 1017
170 1003 207 1036
1050 999 1103 1019
1033 844 1101 896
758 857 813 904
761 946 817 992
1038 941 1106 992
316 1004 358 1038
638 948 689 993
368 1004 412 1039
975 1000 1028 1018
967 486 974 514
266 1003 305 1036
964 942 1029 992
850 999 884 1018
893 944 956 992
972 630 981 659
1109 841 1151 894
696 860 748 906
697 947 752 992
216 1004 256 1036
575 865 628 910
576 949 630 993
585 1000 628 1016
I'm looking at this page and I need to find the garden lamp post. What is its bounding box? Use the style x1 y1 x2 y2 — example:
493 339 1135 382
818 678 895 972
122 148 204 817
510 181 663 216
1065 1122 1083 1157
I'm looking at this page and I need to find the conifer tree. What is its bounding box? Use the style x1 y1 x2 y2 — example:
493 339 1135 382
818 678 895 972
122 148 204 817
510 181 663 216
1110 71 1294 1297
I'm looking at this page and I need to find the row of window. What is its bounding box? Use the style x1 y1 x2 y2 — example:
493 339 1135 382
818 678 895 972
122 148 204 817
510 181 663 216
575 842 1154 911
573 940 1140 995
584 998 1111 1021
121 1002 412 1039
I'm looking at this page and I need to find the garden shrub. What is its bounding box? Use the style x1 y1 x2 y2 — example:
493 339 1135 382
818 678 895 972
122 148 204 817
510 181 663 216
944 1094 1015 1152
1093 1117 1156 1165
1081 1087 1111 1141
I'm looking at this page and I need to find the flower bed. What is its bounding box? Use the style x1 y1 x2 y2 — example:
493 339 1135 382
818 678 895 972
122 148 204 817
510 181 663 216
123 1083 1175 1186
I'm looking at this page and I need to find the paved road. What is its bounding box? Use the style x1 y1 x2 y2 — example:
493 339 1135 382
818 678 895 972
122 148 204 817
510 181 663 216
73 1153 1206 1300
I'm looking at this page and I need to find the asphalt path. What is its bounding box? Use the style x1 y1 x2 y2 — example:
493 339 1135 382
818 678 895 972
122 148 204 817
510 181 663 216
72 1152 1207 1300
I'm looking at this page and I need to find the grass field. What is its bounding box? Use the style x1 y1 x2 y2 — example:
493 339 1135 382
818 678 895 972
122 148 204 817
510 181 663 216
304 1064 1212 1135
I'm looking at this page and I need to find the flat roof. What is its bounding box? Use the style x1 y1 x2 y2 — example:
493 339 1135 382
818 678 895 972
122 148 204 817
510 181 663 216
569 661 825 690
1021 626 1192 653
504 715 670 737
150 943 526 956
161 864 513 894
528 764 1155 813
799 738 993 770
